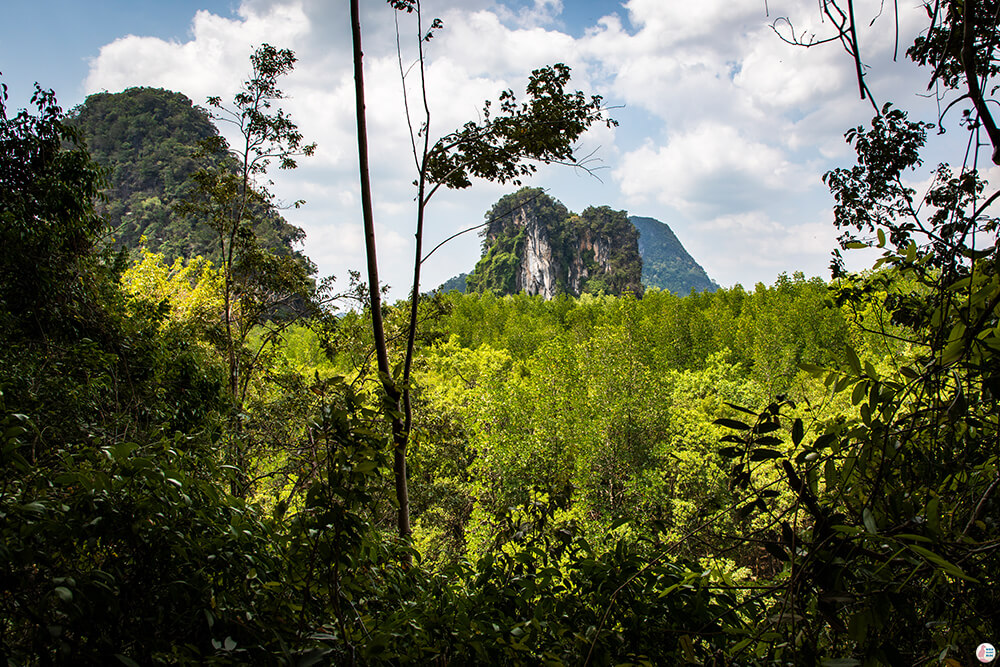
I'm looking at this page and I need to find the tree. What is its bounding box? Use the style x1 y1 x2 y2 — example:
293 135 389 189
178 45 323 494
350 0 615 542
777 0 1000 162
0 83 106 331
706 3 1000 662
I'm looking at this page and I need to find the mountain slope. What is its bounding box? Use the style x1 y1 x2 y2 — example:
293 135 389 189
436 272 469 294
631 216 718 294
69 87 306 261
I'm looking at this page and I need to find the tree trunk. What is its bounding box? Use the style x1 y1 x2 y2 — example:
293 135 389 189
350 0 411 545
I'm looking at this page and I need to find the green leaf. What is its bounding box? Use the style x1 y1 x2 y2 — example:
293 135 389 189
609 516 630 531
894 533 931 543
845 345 862 375
926 497 940 532
109 442 139 461
54 586 73 602
754 422 781 434
814 433 838 449
791 419 804 446
714 418 751 430
764 542 788 561
862 507 877 534
907 544 978 582
940 338 964 365
115 655 142 667
852 381 868 406
750 448 783 461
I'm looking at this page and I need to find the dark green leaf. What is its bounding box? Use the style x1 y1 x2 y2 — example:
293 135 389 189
792 419 804 446
715 418 751 431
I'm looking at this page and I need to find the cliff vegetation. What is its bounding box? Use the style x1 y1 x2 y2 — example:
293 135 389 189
466 187 643 297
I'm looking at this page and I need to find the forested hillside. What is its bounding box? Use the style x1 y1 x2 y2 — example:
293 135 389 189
70 87 309 262
631 215 718 294
3 1 1000 664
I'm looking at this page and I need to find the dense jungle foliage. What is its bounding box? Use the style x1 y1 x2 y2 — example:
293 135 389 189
3 0 1000 663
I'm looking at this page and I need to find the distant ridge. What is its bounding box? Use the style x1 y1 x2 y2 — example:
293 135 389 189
630 216 718 294
437 273 468 294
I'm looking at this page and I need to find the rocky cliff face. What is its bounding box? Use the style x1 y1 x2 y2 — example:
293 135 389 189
467 189 642 298
439 200 719 297
511 206 560 298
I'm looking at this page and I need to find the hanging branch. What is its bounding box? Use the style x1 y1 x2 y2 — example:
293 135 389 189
962 0 1000 163
420 187 554 265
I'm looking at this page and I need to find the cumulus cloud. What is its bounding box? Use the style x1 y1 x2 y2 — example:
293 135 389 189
85 4 311 103
683 211 841 286
734 27 846 111
79 0 956 293
620 0 762 45
615 124 807 216
494 0 565 29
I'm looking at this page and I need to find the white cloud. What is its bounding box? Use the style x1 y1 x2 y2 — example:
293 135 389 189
494 0 565 29
85 4 311 104
615 124 806 215
76 0 968 295
734 28 846 111
684 211 840 286
435 9 582 82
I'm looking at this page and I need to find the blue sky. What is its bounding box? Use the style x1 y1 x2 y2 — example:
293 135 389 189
1 0 982 298
3 1 228 104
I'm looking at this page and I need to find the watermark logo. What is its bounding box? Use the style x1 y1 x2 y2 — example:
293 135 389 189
978 643 997 664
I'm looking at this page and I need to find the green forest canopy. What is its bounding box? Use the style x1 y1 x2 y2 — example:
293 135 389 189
3 0 1000 662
